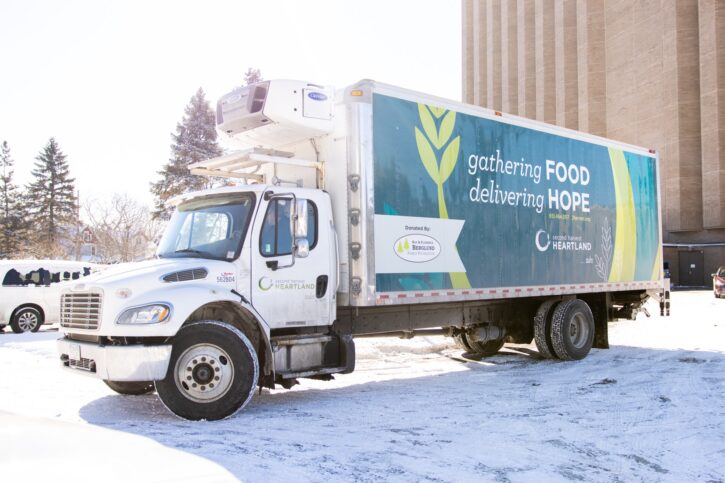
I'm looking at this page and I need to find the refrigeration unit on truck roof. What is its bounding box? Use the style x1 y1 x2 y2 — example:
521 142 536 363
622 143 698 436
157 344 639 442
216 80 334 148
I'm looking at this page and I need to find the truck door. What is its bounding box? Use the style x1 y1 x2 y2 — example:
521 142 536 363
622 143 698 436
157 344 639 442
250 191 333 329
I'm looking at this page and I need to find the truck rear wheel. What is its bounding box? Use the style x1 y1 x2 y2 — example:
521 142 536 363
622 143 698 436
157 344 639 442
534 300 559 359
550 299 595 361
155 320 259 421
104 380 155 395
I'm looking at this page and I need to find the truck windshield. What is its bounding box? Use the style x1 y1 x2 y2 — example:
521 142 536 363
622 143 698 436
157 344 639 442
157 195 254 261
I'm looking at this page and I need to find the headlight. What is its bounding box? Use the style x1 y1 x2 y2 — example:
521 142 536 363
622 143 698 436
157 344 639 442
116 304 172 325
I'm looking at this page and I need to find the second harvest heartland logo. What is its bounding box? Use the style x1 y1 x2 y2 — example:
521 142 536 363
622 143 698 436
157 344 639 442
258 277 315 292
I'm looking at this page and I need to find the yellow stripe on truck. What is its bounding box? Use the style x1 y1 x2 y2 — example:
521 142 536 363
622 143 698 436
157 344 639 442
608 148 637 282
650 246 662 281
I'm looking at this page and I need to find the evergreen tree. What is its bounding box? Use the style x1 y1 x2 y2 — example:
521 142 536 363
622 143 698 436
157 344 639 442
151 88 222 220
243 67 263 86
0 141 26 257
26 138 77 256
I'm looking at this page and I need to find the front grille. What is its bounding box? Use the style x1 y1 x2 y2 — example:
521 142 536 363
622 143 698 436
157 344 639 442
60 292 102 330
162 268 207 282
68 357 96 372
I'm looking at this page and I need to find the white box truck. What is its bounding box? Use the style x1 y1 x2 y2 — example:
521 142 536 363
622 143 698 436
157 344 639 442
58 79 668 420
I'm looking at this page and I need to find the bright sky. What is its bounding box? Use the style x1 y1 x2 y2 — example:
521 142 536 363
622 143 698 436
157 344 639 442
0 0 461 206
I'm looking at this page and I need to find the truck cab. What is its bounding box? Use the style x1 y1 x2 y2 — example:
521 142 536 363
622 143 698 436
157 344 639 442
58 80 355 420
58 183 349 420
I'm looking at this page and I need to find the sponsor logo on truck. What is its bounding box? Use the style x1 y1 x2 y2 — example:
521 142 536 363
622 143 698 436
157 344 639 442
394 234 441 263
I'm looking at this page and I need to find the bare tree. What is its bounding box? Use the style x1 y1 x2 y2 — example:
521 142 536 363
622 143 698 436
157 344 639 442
243 67 263 86
84 194 163 263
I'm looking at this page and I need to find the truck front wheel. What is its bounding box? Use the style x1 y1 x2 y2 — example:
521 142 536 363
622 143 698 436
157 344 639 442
549 299 595 361
155 321 259 421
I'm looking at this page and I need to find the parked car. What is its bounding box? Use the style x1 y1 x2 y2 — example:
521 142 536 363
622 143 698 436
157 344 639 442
0 260 103 333
713 266 725 299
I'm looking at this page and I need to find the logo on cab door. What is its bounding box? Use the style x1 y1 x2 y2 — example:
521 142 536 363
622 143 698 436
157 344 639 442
258 276 273 291
257 276 315 291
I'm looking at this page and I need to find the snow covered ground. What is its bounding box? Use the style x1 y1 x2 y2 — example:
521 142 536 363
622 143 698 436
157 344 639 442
0 290 723 482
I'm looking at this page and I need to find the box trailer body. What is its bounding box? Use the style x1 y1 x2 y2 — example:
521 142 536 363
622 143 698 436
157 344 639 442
341 83 662 305
57 79 667 420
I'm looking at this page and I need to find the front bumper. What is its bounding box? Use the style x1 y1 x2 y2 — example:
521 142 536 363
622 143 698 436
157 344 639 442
57 338 172 381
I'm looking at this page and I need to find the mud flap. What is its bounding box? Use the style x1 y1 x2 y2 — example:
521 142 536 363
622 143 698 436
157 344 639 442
340 334 356 374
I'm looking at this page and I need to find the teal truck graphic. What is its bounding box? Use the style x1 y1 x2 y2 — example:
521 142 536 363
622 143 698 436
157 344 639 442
372 93 661 293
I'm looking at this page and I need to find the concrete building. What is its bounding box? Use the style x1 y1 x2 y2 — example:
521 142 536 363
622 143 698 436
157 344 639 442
462 0 725 286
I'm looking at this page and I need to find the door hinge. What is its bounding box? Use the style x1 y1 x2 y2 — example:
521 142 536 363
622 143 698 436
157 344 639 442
349 242 361 260
351 277 362 296
349 208 360 226
348 174 360 192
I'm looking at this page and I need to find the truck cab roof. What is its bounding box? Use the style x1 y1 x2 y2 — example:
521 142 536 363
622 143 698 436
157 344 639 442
168 184 324 207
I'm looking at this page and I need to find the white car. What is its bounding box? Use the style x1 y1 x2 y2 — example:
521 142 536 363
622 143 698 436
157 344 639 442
0 260 103 333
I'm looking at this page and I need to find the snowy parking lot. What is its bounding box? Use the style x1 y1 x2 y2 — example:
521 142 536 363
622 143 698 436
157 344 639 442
1 290 723 482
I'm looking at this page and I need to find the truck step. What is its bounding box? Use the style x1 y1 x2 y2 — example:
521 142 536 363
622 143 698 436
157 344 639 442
277 365 347 379
271 334 334 347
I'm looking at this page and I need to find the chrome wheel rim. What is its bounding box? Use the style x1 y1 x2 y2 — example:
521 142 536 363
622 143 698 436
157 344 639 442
569 313 589 349
174 343 234 403
17 312 39 332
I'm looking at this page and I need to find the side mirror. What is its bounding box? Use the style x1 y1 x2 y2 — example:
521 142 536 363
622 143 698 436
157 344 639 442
295 238 310 258
294 199 308 238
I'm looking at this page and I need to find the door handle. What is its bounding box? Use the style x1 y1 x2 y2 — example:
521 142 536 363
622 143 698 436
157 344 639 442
316 275 328 299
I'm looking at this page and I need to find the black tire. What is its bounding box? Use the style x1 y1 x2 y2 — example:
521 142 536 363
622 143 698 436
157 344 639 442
550 299 595 361
10 307 43 333
104 380 155 395
534 300 559 359
453 331 473 351
467 338 505 357
155 320 259 421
